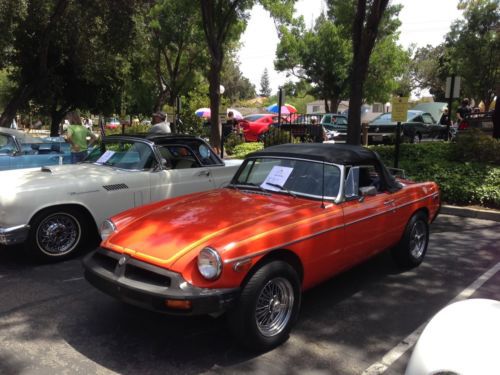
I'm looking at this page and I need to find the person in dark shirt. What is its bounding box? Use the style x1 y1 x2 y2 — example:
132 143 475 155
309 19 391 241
440 107 452 140
456 98 471 124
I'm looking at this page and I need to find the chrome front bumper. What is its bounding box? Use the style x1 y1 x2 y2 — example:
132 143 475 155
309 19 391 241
0 224 30 245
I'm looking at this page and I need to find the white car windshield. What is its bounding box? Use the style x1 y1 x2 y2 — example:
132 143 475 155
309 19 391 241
85 140 155 170
233 157 341 199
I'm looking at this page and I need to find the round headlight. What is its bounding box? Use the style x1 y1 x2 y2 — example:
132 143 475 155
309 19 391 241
197 247 222 280
99 219 116 240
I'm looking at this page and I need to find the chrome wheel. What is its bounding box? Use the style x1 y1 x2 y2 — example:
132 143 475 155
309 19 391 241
255 277 294 337
409 220 427 259
36 212 81 256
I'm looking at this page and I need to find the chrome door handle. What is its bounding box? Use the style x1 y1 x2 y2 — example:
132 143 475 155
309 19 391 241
383 199 395 205
197 170 210 177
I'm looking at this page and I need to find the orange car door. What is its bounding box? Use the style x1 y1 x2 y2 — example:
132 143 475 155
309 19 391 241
341 166 398 264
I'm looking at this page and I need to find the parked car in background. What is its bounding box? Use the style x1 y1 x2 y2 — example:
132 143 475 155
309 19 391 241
105 118 121 129
0 134 242 261
0 128 71 171
239 114 279 142
321 114 348 141
367 110 448 144
83 143 440 351
406 299 500 375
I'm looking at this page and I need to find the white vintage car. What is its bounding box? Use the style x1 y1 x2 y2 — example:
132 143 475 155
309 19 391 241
0 134 242 261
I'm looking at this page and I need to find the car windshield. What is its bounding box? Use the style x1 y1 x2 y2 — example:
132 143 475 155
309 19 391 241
232 157 341 199
85 140 156 170
372 111 419 124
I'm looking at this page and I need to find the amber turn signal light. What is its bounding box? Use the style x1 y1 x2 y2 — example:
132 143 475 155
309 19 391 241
165 299 192 310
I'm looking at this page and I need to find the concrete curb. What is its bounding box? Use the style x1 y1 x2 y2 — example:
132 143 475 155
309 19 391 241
441 205 500 222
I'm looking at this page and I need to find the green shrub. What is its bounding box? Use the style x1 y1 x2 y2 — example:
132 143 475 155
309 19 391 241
370 142 500 208
231 142 264 159
452 129 500 165
223 133 245 155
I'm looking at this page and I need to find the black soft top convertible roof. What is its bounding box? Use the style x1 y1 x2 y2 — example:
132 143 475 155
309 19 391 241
249 143 377 165
248 143 402 193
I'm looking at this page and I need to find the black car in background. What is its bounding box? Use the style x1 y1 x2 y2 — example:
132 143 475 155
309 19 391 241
367 110 448 144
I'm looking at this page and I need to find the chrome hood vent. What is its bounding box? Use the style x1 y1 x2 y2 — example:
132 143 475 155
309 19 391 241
103 183 129 191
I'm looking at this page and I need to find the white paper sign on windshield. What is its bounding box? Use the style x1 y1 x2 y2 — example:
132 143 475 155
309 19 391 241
261 166 294 191
95 150 115 164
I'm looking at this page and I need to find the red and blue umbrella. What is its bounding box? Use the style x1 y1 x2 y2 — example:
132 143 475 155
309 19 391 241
195 108 211 118
195 108 244 119
267 103 297 114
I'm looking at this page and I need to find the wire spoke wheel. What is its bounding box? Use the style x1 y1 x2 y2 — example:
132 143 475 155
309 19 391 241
36 212 81 256
409 220 427 259
255 277 294 338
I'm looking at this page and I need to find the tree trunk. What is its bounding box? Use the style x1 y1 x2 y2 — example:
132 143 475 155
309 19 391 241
493 93 500 139
208 60 222 151
324 98 330 113
347 0 389 145
50 104 69 136
330 96 340 114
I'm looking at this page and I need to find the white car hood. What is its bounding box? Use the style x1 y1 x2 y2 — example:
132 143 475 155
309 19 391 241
0 163 131 194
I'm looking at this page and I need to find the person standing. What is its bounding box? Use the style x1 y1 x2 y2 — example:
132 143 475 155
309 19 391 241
456 98 471 126
67 122 98 164
439 107 452 140
148 111 171 134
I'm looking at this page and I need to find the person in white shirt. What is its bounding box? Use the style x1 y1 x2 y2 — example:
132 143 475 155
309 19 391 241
148 111 171 134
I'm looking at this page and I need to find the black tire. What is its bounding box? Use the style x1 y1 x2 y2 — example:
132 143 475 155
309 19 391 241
228 260 301 351
27 206 89 262
391 211 429 268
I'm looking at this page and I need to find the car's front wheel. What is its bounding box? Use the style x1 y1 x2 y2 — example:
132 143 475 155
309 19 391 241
27 207 89 262
391 211 429 268
228 260 301 351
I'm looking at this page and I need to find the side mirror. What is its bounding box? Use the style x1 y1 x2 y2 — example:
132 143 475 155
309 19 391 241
161 158 172 169
359 186 377 197
387 167 406 179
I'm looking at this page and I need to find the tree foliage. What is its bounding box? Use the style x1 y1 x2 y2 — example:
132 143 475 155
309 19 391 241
0 0 140 133
445 0 499 109
199 0 296 149
259 68 272 97
276 2 404 114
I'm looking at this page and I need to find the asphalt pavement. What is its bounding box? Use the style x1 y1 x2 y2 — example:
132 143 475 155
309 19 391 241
0 214 499 375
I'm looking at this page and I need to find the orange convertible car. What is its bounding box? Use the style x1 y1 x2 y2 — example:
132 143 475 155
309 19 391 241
83 144 440 350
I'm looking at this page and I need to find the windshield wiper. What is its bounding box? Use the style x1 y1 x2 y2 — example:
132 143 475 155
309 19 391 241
265 182 297 198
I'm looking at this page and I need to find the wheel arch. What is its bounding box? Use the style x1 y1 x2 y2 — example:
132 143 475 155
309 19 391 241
29 203 98 233
413 207 429 222
241 249 304 288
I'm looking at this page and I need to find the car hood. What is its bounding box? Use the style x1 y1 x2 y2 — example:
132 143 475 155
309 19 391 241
104 188 322 268
0 163 132 194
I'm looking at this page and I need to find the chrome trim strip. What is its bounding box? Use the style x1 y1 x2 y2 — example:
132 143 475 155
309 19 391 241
224 223 345 264
0 224 30 234
224 192 437 265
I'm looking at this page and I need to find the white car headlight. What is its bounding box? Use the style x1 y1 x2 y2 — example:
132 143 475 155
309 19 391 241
197 247 222 280
99 219 116 240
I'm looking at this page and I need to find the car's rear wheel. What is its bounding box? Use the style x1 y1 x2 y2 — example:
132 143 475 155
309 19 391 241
391 211 429 268
228 260 301 351
27 207 89 262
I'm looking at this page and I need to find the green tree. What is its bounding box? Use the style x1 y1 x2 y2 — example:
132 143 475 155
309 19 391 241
276 3 404 114
343 0 390 145
0 0 139 134
199 0 296 150
148 0 208 129
222 53 256 102
446 0 499 110
259 68 272 96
